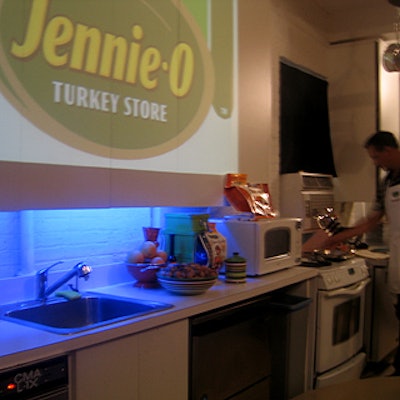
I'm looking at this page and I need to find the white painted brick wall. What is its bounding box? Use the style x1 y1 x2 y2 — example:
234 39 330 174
0 206 211 281
0 212 20 278
0 208 152 278
32 208 152 271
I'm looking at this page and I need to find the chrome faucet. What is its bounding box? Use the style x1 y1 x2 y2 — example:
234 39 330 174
37 261 92 301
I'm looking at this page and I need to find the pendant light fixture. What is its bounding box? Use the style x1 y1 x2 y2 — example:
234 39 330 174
383 1 400 71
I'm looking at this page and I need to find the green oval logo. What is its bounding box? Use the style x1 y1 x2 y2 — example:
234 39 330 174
0 0 214 158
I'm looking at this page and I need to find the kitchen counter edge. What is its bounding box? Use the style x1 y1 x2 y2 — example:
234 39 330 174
0 266 317 370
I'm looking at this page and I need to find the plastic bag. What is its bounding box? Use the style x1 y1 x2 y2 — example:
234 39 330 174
223 173 278 218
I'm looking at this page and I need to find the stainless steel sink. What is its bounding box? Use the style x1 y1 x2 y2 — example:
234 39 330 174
1 294 173 334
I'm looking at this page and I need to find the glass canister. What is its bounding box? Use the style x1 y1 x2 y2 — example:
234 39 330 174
224 252 247 283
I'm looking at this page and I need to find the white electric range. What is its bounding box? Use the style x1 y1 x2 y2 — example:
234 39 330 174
302 256 370 388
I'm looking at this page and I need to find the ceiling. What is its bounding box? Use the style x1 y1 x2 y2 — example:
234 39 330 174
314 0 395 13
309 0 399 42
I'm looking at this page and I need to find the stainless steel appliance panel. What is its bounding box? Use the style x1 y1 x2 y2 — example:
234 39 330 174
0 356 68 400
190 296 272 400
190 292 311 400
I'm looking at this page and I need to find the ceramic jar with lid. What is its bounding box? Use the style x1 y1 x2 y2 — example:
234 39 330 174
224 252 247 283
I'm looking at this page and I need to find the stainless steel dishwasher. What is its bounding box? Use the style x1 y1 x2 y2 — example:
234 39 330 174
189 292 311 400
0 355 68 400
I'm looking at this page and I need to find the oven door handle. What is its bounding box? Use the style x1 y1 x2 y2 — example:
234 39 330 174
325 278 371 298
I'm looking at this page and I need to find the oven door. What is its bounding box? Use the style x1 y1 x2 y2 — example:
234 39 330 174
316 278 371 373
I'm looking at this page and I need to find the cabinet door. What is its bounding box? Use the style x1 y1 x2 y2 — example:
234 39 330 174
137 320 188 400
73 320 188 400
73 333 139 400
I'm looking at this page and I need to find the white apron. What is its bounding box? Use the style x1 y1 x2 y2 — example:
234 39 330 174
385 183 400 295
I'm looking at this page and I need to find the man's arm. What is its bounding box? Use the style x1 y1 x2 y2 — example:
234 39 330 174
324 209 384 248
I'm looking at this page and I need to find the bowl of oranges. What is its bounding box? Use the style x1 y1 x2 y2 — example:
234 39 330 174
126 235 168 288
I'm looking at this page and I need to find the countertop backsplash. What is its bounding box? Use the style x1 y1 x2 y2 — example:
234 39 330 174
0 263 133 306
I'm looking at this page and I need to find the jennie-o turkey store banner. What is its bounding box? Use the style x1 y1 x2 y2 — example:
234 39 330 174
0 0 237 174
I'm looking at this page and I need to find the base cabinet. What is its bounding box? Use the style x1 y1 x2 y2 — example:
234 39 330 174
72 320 188 400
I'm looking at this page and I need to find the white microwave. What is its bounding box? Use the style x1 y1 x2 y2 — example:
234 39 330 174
216 218 302 276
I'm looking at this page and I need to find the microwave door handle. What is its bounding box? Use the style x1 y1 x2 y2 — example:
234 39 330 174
325 278 371 298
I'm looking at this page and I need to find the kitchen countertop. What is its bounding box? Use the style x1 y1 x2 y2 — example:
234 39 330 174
0 266 317 371
356 247 390 267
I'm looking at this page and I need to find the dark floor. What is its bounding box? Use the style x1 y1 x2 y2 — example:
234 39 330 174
361 354 396 378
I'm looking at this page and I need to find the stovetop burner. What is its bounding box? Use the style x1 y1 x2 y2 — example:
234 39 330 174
300 256 332 268
301 248 356 267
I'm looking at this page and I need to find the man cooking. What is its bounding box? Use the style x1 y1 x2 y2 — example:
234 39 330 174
323 130 400 376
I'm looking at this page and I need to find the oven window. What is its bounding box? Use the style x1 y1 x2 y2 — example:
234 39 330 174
332 297 360 345
264 228 290 258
